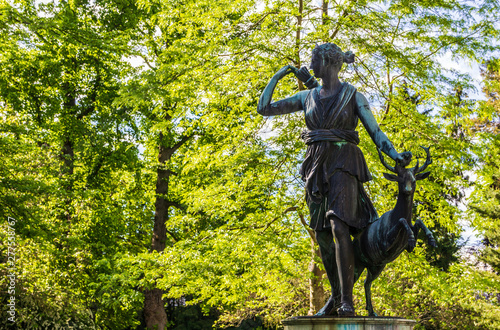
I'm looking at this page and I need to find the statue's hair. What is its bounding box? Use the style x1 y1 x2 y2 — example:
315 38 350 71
312 43 355 68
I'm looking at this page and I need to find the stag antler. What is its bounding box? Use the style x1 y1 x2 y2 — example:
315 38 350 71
414 146 432 173
377 149 395 172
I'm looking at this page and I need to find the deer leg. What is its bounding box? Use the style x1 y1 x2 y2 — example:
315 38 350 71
398 218 416 250
365 265 385 317
411 221 420 239
406 225 420 252
354 260 365 286
386 218 414 247
415 219 437 247
406 223 420 253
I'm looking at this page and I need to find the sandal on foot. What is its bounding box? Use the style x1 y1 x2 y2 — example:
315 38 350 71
337 302 355 316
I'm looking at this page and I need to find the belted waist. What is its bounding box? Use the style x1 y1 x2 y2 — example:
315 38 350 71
300 129 359 145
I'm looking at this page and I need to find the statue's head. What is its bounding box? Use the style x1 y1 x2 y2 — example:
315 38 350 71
311 43 355 75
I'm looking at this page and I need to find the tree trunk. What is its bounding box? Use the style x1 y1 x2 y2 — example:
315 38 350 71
144 288 168 330
144 131 191 329
322 0 329 26
298 211 327 315
295 0 305 90
61 80 75 184
60 81 75 232
308 237 327 315
144 132 170 330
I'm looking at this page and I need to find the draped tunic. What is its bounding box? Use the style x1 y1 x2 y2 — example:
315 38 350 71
300 83 378 231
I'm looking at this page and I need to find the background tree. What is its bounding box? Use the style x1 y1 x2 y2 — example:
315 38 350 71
470 57 500 287
0 0 148 328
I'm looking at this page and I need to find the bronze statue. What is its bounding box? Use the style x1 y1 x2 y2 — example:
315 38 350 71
257 43 413 316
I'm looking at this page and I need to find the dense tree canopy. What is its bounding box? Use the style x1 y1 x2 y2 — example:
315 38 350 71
1 0 500 329
471 58 500 277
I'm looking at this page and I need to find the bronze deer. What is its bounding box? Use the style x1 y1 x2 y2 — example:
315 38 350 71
352 146 437 316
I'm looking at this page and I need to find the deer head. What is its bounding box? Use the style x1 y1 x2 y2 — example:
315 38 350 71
378 147 432 195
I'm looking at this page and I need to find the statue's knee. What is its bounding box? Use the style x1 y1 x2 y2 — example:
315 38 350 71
329 216 349 238
326 210 336 222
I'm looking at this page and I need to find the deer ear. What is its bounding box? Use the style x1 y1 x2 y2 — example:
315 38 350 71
416 171 430 180
383 173 398 182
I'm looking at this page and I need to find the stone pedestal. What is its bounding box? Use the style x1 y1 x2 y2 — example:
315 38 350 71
282 316 416 330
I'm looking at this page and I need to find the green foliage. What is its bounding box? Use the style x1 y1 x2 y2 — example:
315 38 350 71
470 58 500 276
354 249 500 329
0 0 150 328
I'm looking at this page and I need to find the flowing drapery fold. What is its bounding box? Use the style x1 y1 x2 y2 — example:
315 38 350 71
300 84 378 230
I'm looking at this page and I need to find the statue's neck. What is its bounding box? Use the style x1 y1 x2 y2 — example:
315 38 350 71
320 72 342 97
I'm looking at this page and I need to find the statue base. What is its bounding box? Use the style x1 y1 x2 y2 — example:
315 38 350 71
282 316 416 330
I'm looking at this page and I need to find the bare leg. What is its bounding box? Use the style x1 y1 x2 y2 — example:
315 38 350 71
307 193 342 316
330 217 355 316
314 230 341 316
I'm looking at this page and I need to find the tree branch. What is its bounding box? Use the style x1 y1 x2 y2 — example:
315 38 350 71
261 206 298 233
297 209 317 244
330 0 356 40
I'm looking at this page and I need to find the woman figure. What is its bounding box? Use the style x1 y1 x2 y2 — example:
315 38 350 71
257 43 409 316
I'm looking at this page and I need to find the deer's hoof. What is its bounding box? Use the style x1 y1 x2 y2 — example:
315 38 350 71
408 238 416 248
429 237 437 247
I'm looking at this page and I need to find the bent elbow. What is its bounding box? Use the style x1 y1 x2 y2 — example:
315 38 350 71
257 103 271 116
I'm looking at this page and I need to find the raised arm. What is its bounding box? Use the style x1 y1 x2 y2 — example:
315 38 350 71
355 92 410 164
257 65 310 116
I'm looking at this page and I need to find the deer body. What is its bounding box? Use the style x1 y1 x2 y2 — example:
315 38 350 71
352 147 436 316
356 178 416 264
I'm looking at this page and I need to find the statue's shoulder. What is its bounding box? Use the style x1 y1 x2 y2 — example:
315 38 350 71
354 89 369 105
344 82 357 93
304 86 320 100
341 83 358 103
